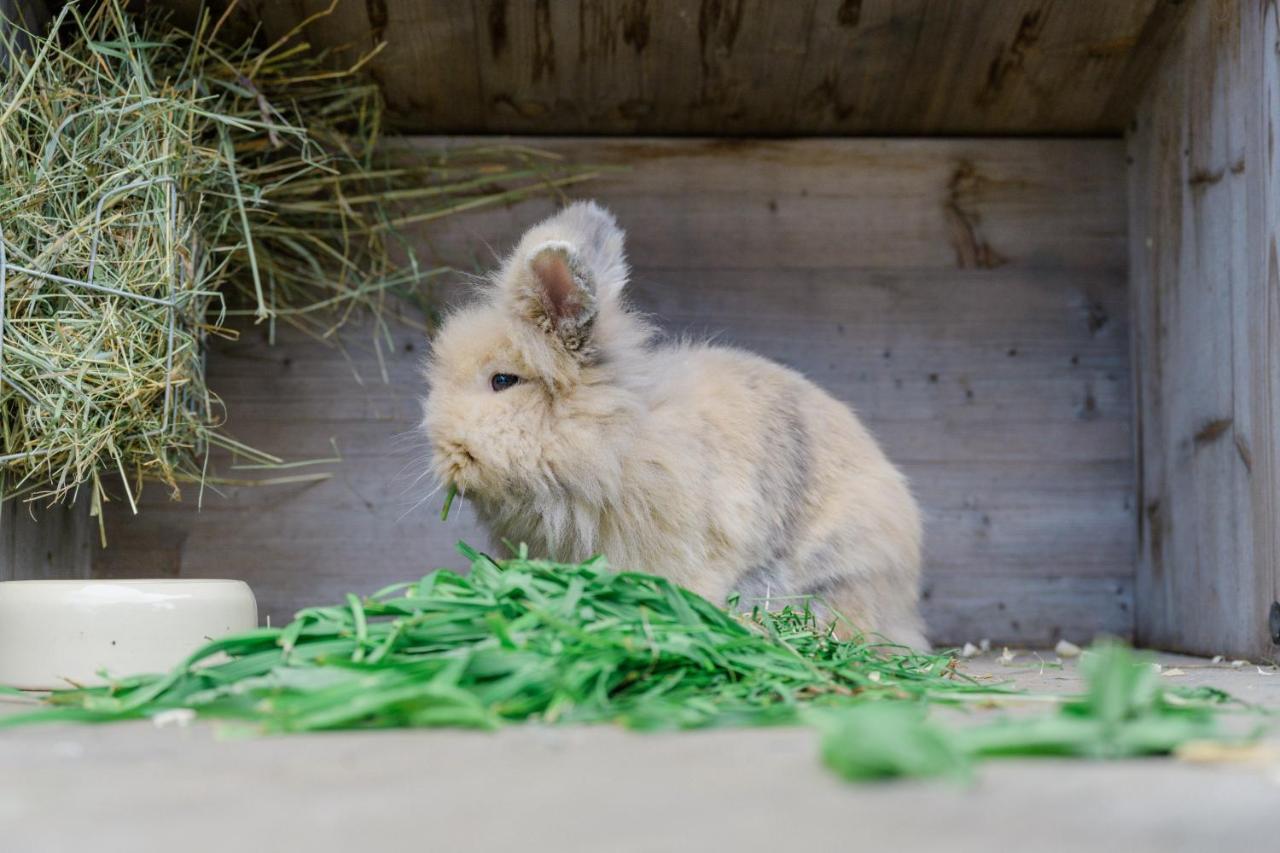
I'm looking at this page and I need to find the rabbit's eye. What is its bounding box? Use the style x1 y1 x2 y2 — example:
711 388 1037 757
490 373 521 392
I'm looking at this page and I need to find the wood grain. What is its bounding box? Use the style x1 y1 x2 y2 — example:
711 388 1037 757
149 0 1162 135
1129 0 1280 659
97 137 1132 646
0 499 91 582
794 0 1160 136
407 137 1127 272
924 574 1133 648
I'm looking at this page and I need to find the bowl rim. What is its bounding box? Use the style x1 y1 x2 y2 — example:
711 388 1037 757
0 578 251 587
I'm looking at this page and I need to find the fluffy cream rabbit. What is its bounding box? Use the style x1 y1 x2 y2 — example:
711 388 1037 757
423 202 925 647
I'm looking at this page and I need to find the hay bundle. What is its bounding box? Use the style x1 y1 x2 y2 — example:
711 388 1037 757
0 1 593 523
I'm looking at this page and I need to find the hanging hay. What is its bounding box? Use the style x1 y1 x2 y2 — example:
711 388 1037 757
0 0 597 525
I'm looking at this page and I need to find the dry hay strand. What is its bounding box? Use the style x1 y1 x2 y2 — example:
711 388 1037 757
0 1 596 530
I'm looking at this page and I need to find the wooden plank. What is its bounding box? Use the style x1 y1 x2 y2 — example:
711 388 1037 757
923 575 1133 648
106 506 1134 586
1267 0 1280 652
409 137 1127 272
98 137 1133 646
154 0 1164 135
157 0 487 129
268 0 485 130
473 0 821 135
796 0 1161 135
0 499 92 582
1129 0 1280 658
0 0 49 56
1099 0 1194 131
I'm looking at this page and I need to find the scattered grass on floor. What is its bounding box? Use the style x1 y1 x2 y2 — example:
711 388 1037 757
816 643 1257 781
0 544 1262 781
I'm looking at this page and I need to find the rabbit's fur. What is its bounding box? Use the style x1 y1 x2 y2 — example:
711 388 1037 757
423 202 925 647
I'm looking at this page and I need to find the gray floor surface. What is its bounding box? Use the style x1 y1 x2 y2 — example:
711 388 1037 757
3 651 1279 852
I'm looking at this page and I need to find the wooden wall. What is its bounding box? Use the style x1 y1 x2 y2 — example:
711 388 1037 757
0 500 91 582
153 0 1176 136
97 137 1134 647
1128 0 1280 659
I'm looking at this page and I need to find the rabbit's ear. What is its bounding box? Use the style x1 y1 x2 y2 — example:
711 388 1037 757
557 202 628 296
514 241 599 352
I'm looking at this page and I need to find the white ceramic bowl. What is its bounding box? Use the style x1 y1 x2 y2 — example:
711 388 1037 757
0 578 258 690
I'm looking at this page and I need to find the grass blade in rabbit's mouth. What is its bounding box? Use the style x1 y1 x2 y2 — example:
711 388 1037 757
440 483 459 520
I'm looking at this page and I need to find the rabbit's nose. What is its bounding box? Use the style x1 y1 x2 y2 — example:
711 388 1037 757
437 438 476 469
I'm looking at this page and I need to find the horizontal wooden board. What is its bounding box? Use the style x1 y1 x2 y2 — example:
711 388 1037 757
97 137 1133 646
155 0 1166 136
409 138 1127 273
923 575 1133 648
98 479 1135 570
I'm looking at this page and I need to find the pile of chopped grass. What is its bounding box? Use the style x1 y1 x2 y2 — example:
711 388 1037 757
0 544 1254 781
0 544 1001 733
0 1 596 519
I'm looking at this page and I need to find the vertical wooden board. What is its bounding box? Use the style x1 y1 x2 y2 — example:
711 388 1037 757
1266 1 1280 636
1173 1 1236 655
98 138 1132 646
1130 0 1279 658
1223 0 1271 657
1127 47 1163 646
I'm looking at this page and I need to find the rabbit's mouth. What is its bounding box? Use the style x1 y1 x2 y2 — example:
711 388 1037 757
436 439 478 485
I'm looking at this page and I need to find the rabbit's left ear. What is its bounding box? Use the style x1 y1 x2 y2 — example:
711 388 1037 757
514 241 599 352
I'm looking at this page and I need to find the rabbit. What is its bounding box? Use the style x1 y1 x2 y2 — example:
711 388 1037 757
422 201 926 648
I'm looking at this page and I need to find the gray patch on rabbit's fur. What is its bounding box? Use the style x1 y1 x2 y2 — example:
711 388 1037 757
798 574 844 598
797 572 867 626
796 557 924 644
796 534 854 593
728 390 812 602
730 563 782 607
793 537 855 612
755 390 811 566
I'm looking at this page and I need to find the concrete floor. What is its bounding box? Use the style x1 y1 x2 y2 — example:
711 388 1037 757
3 651 1279 853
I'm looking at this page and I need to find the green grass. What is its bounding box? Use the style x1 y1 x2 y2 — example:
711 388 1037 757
0 543 1006 732
816 644 1249 781
439 482 458 522
0 543 1259 782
